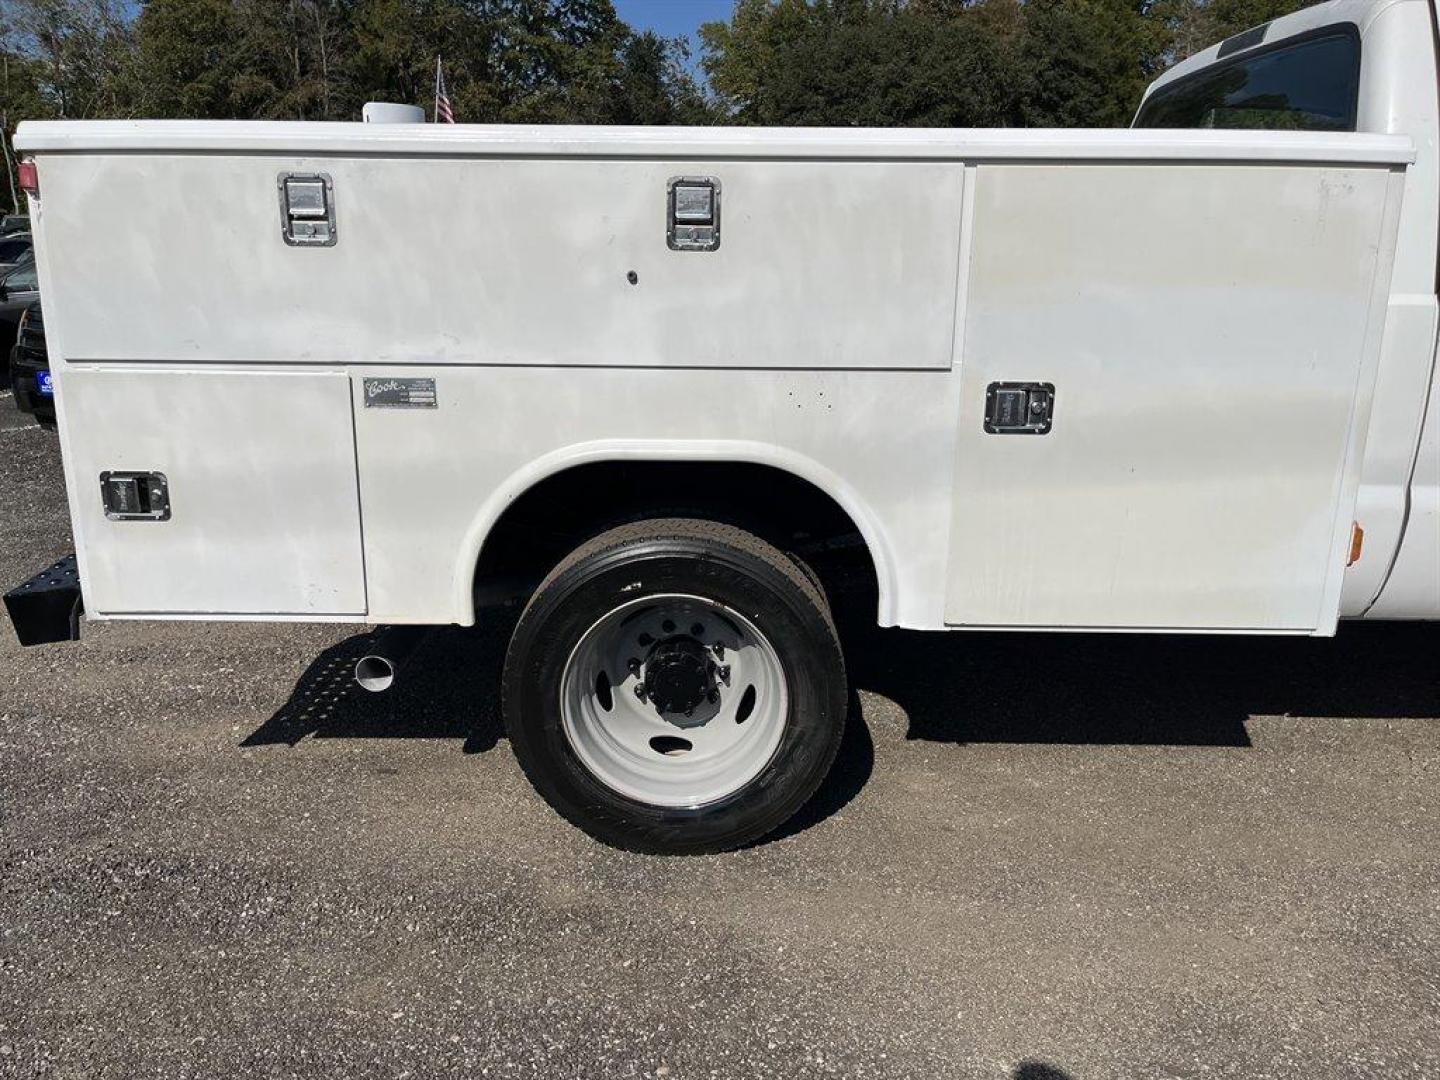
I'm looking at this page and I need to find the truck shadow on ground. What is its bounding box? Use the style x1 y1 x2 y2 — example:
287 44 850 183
244 607 1439 838
838 615 1440 748
1012 1065 1078 1080
242 616 517 755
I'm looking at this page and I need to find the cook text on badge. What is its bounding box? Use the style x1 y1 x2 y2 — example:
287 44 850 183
363 377 438 409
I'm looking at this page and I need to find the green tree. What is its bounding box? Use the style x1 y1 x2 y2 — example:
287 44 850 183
343 0 502 121
1 48 46 214
2 0 135 208
135 0 245 118
337 0 703 124
135 0 353 120
701 0 1316 130
702 0 1031 128
3 0 1327 162
1020 0 1166 127
1 0 135 119
612 31 710 125
225 0 354 120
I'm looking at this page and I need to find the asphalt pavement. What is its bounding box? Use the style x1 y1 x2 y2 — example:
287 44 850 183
1 406 1437 1079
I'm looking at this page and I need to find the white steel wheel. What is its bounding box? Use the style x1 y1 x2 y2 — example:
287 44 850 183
503 517 847 854
560 594 789 808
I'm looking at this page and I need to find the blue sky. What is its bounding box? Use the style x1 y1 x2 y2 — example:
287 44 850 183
612 0 736 62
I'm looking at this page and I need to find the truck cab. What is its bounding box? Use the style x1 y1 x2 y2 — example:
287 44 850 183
1137 0 1440 618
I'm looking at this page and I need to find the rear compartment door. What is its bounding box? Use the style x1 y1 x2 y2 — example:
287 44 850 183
59 369 366 616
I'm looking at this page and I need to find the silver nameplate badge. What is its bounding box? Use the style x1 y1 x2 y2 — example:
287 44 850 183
364 378 437 409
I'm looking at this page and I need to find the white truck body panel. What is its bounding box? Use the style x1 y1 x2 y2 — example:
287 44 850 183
39 155 965 372
15 120 1411 632
60 369 366 615
947 162 1401 630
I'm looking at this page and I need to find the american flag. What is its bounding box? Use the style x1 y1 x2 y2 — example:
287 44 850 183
435 57 455 124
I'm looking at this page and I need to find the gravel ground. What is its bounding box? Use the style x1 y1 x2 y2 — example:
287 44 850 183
1 406 1437 1080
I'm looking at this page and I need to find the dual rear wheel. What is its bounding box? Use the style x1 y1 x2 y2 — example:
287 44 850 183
501 519 848 854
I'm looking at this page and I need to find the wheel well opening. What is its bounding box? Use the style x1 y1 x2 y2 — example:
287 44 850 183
473 460 881 620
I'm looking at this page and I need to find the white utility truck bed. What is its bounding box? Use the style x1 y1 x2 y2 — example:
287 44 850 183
8 0 1438 852
15 124 1410 629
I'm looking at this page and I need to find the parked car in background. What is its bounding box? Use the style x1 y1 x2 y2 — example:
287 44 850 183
9 301 53 426
0 258 40 357
0 233 32 275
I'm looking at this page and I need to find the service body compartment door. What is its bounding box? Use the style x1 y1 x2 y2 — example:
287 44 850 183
60 369 366 616
947 163 1399 631
42 154 964 372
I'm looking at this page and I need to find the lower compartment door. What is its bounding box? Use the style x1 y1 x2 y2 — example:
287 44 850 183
61 368 366 616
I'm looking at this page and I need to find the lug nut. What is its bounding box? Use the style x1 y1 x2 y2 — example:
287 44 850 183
634 684 648 702
718 665 731 684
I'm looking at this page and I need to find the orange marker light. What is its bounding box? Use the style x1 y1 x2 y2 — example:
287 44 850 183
1347 523 1364 566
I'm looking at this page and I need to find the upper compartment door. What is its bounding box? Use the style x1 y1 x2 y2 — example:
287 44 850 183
946 163 1400 632
43 156 964 371
60 369 366 616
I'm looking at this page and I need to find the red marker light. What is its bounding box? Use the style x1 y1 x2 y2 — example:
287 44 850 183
18 160 38 196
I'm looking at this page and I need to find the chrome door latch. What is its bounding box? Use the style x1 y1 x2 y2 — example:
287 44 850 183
667 176 720 251
984 382 1055 435
100 471 170 521
279 172 336 246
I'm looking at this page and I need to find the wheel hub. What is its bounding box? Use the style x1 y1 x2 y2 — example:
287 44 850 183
642 637 716 718
560 594 788 808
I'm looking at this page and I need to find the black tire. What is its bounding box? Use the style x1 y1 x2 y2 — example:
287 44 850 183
502 518 847 854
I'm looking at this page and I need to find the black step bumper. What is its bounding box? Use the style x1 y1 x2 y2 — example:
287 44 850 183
4 554 82 646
